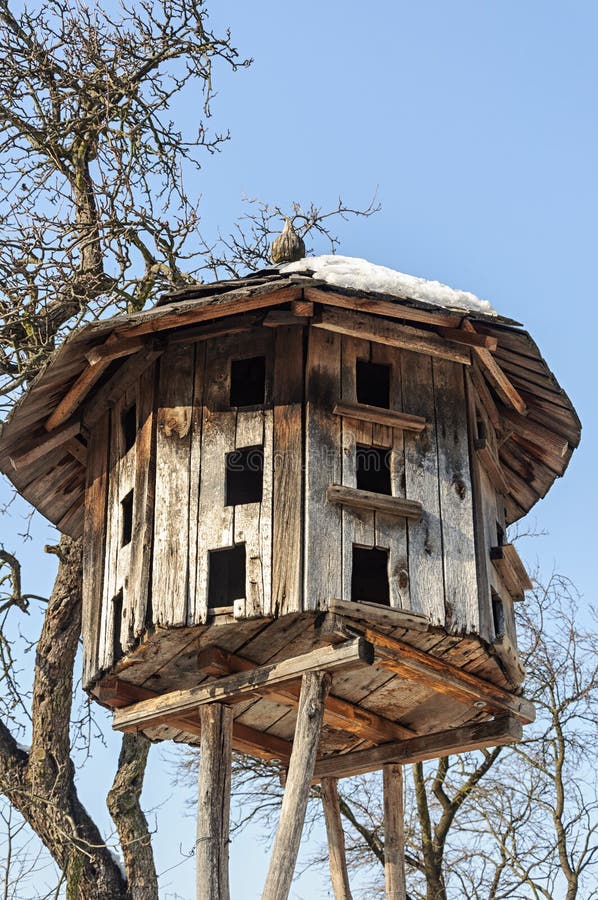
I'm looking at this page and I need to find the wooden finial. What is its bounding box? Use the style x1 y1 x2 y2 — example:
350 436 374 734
270 218 305 264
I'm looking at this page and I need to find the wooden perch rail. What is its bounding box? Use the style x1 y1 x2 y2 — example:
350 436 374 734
112 638 374 733
332 400 427 432
327 484 423 520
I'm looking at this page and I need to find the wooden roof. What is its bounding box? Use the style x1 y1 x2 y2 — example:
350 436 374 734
0 269 581 537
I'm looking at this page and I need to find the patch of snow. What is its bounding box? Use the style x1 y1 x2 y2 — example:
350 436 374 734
280 255 496 315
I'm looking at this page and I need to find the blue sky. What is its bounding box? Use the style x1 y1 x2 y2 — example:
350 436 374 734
1 1 596 897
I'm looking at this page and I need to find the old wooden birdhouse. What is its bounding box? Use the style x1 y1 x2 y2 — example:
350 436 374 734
0 256 580 773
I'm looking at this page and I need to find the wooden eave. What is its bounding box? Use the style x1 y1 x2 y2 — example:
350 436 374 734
0 270 581 537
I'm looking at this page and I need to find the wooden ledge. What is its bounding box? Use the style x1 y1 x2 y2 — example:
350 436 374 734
333 401 426 433
490 544 533 600
327 484 423 520
328 597 429 633
312 715 523 780
112 638 374 734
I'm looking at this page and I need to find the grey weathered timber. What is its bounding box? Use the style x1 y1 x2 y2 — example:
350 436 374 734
321 778 353 900
112 639 373 732
333 401 426 432
81 412 109 687
327 598 428 632
152 344 195 626
383 765 406 900
196 704 232 900
400 351 445 623
262 671 332 900
327 484 422 520
433 359 478 633
271 326 304 616
312 715 523 779
305 328 342 609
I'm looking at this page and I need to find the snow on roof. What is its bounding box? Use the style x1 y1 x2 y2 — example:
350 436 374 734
280 255 496 315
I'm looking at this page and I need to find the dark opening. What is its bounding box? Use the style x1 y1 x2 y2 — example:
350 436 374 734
121 490 134 547
356 360 390 408
208 545 246 608
226 446 264 506
496 521 505 547
112 590 124 662
230 356 266 407
122 403 137 452
356 445 392 495
351 546 390 606
492 590 505 638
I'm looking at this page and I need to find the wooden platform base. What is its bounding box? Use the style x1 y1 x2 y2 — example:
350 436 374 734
94 601 531 775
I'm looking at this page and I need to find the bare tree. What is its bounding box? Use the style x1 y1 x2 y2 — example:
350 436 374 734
0 1 378 895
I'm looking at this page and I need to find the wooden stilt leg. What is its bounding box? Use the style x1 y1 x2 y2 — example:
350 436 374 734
262 671 332 900
383 764 406 900
321 777 353 900
196 703 233 900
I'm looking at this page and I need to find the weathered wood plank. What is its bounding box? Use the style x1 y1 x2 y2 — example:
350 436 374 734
305 328 342 609
185 342 206 625
328 598 428 632
45 358 113 431
321 778 353 900
313 307 471 365
400 351 445 624
9 419 82 471
312 715 523 779
262 671 332 900
333 401 426 433
152 345 195 626
304 286 462 328
196 704 232 900
328 484 422 520
433 359 478 634
271 326 304 616
82 412 110 687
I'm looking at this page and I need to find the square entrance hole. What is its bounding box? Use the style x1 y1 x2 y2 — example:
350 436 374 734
230 356 266 407
356 445 391 495
492 590 505 638
351 546 390 606
226 446 264 506
356 360 390 408
208 545 246 608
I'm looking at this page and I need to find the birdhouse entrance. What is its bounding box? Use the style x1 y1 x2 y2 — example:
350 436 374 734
356 445 392 495
356 359 390 408
208 545 246 608
351 546 390 606
230 355 266 407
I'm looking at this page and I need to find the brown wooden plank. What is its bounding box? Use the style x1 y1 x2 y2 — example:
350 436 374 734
82 349 163 431
321 778 354 900
383 765 406 900
327 484 422 520
437 325 497 351
312 715 523 779
86 336 148 366
45 358 113 431
9 419 82 471
304 286 462 328
500 405 568 459
333 400 426 432
462 322 526 414
196 704 232 900
328 598 428 632
313 307 471 365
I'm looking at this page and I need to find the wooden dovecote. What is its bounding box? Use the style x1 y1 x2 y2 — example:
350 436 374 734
0 260 580 769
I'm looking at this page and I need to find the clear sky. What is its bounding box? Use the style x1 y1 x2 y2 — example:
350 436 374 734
1 1 596 897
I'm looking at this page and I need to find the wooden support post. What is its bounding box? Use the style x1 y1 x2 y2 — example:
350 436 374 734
262 671 332 900
196 704 233 900
383 765 406 900
321 778 353 900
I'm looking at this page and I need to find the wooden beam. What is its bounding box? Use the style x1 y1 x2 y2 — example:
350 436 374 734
475 439 510 495
115 285 303 340
263 310 310 328
262 671 332 900
328 598 429 633
383 765 406 900
312 715 522 780
312 306 471 365
45 359 113 431
96 678 292 762
437 325 497 351
321 778 353 900
490 544 533 600
462 322 526 415
500 405 568 459
63 436 88 467
355 627 535 722
291 299 314 317
10 419 82 471
304 286 462 328
86 336 148 366
197 645 417 742
196 704 232 900
327 484 422 520
332 401 426 433
112 639 374 733
82 349 163 430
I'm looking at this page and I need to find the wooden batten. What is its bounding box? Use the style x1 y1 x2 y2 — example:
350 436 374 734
304 286 462 328
332 401 426 432
10 419 82 471
327 484 423 520
490 544 533 601
312 306 472 365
